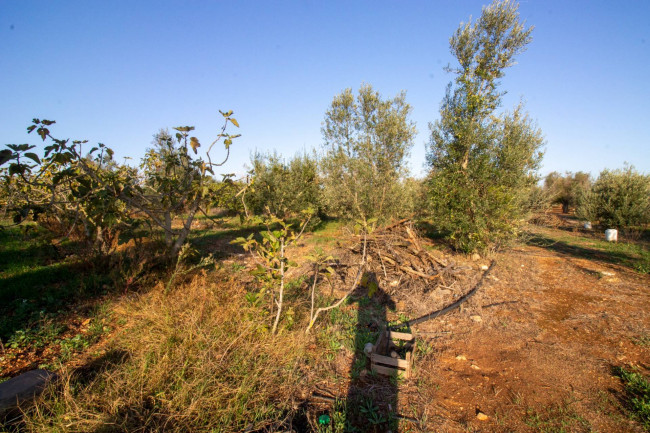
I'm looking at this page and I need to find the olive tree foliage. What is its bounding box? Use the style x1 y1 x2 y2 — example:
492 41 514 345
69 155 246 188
426 0 544 252
544 171 591 213
576 166 650 229
320 84 416 225
245 151 321 222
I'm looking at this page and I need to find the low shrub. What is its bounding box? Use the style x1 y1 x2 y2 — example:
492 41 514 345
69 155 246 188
577 166 650 230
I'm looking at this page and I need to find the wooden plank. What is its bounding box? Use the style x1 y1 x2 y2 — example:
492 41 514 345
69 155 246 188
386 330 414 341
374 331 387 354
371 364 402 377
371 353 409 369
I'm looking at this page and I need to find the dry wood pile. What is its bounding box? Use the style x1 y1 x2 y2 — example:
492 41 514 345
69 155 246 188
328 220 481 317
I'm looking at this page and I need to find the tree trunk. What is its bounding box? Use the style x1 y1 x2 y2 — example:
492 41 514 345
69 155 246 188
271 239 285 334
170 198 201 257
164 212 173 247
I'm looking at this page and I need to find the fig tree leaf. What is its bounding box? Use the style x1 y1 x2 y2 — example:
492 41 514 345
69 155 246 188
0 149 13 165
24 152 41 164
190 137 200 154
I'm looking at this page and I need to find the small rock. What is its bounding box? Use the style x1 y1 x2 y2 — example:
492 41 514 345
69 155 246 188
471 364 481 370
471 253 481 261
455 355 467 361
390 351 398 358
0 370 57 415
439 289 452 296
480 264 489 271
389 280 399 287
470 315 482 323
476 412 488 421
600 271 615 277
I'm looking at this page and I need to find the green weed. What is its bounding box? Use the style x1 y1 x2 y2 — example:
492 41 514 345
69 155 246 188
613 366 650 429
359 396 386 426
524 400 590 433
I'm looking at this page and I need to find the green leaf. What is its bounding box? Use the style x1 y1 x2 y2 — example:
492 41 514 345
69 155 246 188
37 127 49 141
325 267 335 275
26 125 37 133
41 119 56 126
229 118 239 128
24 152 41 164
0 149 13 165
174 126 195 132
224 138 232 149
367 281 378 298
8 163 25 176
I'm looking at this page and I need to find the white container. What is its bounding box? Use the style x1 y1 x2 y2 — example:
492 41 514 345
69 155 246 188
605 229 618 242
583 221 592 229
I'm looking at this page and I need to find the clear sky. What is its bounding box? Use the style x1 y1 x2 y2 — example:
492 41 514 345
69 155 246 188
1 1 648 179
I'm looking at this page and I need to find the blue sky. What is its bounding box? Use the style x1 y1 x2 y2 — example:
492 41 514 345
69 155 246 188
1 1 648 179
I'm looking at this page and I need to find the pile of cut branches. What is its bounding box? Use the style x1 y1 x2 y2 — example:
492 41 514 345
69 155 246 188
324 220 480 317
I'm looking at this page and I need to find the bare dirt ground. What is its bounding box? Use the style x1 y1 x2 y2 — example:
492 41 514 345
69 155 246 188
406 243 648 432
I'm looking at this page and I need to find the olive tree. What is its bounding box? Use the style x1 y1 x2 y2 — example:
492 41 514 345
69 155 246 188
320 84 416 225
426 0 544 252
544 171 591 213
577 166 650 229
246 151 321 221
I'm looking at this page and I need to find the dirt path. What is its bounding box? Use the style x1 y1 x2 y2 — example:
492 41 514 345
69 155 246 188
409 244 650 432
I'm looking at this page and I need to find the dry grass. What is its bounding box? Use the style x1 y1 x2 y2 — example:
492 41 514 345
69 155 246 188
20 269 310 433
